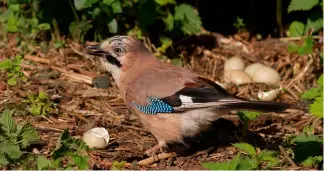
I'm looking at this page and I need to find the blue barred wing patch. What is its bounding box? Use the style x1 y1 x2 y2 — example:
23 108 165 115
132 97 173 114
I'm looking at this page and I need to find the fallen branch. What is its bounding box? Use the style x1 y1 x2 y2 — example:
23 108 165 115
278 145 298 168
138 152 177 166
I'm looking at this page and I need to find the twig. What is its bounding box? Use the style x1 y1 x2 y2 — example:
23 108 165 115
138 152 177 166
287 58 313 88
278 145 298 168
69 43 94 60
279 35 321 42
24 55 51 64
50 65 94 85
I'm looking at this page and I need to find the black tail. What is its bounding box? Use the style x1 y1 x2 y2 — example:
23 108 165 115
219 100 294 112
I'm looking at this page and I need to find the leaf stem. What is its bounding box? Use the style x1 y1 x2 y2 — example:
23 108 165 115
68 0 79 21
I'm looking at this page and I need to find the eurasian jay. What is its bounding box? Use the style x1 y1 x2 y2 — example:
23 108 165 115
86 35 292 155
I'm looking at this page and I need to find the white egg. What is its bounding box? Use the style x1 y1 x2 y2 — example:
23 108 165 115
224 70 253 85
252 66 281 85
244 63 265 78
82 127 109 148
257 89 281 101
224 56 245 71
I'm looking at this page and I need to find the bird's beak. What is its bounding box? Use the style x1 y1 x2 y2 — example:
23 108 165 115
86 44 106 57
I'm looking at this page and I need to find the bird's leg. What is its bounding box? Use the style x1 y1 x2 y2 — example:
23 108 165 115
144 141 166 156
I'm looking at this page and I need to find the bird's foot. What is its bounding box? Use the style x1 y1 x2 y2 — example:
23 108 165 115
144 144 163 156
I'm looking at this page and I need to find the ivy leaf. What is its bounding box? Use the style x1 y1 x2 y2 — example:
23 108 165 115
232 143 256 156
174 3 202 35
163 13 174 31
0 110 17 134
288 0 319 13
288 21 305 37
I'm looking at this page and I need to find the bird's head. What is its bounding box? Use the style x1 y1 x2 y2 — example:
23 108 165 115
86 35 150 84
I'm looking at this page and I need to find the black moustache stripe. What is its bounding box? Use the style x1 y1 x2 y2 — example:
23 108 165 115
105 55 122 68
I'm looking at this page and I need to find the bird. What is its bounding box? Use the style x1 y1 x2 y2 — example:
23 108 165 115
86 35 294 155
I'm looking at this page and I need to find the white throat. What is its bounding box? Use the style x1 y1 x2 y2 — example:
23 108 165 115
99 58 121 86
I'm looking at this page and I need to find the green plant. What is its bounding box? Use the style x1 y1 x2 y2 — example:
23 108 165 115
0 55 26 86
37 129 90 170
202 143 279 170
287 0 323 55
111 160 126 170
0 109 40 167
22 91 56 116
301 74 323 118
237 110 262 137
233 16 245 32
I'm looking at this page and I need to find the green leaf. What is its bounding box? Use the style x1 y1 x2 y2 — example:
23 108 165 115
29 106 42 115
309 96 323 118
38 23 51 30
238 158 254 170
7 77 17 86
292 133 323 163
6 24 18 32
174 3 202 35
304 18 323 34
37 156 53 170
301 88 320 100
155 0 176 5
111 1 122 14
38 91 47 101
259 150 278 159
103 0 114 5
301 156 323 168
287 43 299 53
297 36 313 55
288 0 319 13
232 143 256 156
0 59 13 69
107 18 118 33
0 153 9 166
8 4 20 12
202 161 230 170
288 21 305 37
74 0 99 10
17 122 40 148
73 155 89 169
163 13 174 31
111 161 126 170
0 141 23 160
238 110 262 121
0 110 17 133
171 58 182 66
138 0 157 32
228 154 241 170
317 74 323 88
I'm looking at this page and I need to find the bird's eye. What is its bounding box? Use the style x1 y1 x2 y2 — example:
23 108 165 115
114 48 122 53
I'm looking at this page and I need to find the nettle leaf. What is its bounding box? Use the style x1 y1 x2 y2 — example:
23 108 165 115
0 152 9 166
293 133 323 163
73 155 89 169
301 87 320 100
163 13 174 31
74 0 99 10
0 59 13 69
238 110 262 121
0 110 17 134
228 154 241 170
304 18 323 34
238 158 254 170
37 156 53 170
259 150 278 159
155 0 176 6
288 0 319 13
202 161 230 170
0 141 22 160
174 3 202 35
317 74 323 88
232 143 256 156
302 156 323 168
288 21 305 37
17 122 40 148
309 96 323 118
